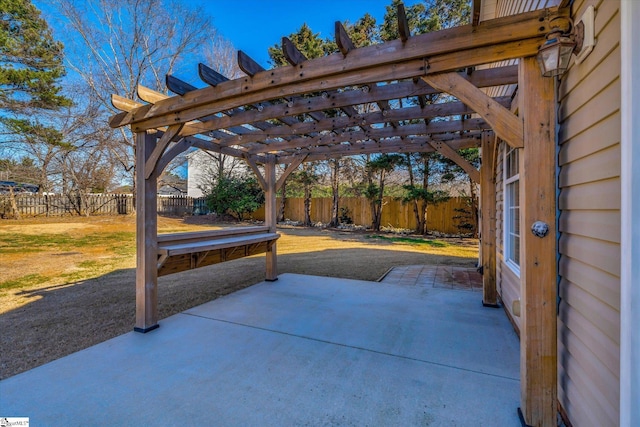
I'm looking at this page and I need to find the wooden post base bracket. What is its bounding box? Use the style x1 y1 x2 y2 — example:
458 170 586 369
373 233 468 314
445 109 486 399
517 408 534 427
482 301 500 308
134 324 160 334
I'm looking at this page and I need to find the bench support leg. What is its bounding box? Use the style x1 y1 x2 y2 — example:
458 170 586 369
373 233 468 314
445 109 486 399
135 132 159 332
265 156 278 281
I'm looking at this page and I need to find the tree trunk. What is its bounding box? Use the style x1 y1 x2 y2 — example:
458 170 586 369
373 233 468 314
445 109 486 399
405 154 421 234
330 159 340 227
372 170 386 231
303 185 312 226
420 156 430 235
216 153 225 182
419 200 428 235
278 179 287 222
469 177 479 238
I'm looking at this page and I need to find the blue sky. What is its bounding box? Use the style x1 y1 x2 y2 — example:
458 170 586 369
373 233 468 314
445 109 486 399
34 0 422 78
33 0 427 85
201 0 421 68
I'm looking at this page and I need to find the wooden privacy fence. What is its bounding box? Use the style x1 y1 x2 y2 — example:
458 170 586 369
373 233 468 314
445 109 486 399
254 197 473 235
2 193 473 234
0 193 209 218
157 195 203 216
0 193 134 217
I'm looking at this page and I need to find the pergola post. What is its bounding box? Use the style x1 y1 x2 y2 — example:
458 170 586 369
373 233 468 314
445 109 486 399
264 156 278 281
518 56 557 426
481 131 498 307
134 131 159 333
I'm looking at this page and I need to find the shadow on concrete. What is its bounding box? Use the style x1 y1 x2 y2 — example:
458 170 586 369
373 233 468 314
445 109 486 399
1 244 476 380
1 273 519 426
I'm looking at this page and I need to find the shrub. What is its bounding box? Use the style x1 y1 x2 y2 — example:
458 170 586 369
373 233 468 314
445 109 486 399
205 176 264 221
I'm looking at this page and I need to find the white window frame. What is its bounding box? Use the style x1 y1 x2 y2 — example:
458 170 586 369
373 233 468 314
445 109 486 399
503 145 521 276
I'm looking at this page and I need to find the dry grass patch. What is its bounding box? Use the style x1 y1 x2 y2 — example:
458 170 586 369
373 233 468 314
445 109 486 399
0 215 478 379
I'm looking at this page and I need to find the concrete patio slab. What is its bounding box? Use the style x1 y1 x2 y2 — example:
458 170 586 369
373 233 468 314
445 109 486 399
1 273 520 426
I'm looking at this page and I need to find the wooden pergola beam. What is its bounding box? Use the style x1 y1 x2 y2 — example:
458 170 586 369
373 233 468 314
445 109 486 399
275 136 479 163
422 72 524 148
188 138 252 159
218 97 510 148
137 84 168 104
111 94 140 112
199 63 301 128
238 50 264 77
472 0 482 26
171 66 518 139
376 99 398 128
166 74 197 95
115 66 516 138
428 140 480 183
335 21 355 55
135 84 283 140
109 8 564 132
118 40 538 133
198 63 230 87
279 36 345 124
248 118 488 154
282 36 307 66
397 3 411 42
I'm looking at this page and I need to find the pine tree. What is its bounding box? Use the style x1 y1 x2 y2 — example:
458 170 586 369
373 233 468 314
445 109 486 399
0 0 69 113
267 23 334 68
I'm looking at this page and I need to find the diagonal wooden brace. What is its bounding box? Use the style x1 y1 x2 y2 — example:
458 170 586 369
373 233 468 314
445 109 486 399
422 72 524 148
144 124 184 179
428 140 481 183
276 155 307 192
243 154 268 191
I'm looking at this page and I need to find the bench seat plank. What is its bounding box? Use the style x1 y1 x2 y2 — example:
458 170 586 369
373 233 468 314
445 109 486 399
157 226 269 244
158 232 280 257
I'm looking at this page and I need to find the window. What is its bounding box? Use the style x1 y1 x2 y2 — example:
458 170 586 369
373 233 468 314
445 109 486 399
504 146 520 274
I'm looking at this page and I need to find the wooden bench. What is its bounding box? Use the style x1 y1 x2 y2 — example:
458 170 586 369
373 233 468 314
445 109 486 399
156 226 280 277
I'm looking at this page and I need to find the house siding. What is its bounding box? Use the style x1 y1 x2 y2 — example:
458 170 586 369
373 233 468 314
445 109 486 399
557 0 621 425
487 0 622 425
494 140 521 331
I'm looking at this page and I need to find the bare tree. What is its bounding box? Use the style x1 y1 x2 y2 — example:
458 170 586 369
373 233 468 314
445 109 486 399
53 0 217 190
202 35 242 79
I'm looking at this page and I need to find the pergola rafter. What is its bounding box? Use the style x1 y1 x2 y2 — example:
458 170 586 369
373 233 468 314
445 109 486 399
110 7 564 133
109 5 569 426
216 97 510 148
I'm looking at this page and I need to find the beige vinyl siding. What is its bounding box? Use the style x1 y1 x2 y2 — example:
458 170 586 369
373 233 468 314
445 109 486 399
494 140 521 330
557 0 621 426
488 0 621 425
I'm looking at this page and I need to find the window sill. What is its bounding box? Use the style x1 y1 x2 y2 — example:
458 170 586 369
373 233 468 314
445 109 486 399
505 259 520 278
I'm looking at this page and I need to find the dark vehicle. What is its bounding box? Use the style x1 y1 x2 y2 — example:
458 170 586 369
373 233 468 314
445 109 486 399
0 181 39 194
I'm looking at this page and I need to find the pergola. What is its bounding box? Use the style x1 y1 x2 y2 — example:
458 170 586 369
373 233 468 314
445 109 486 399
109 4 569 426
